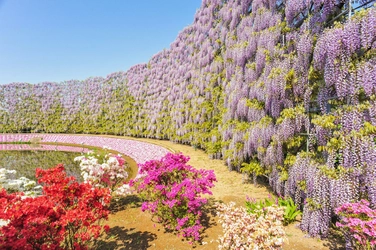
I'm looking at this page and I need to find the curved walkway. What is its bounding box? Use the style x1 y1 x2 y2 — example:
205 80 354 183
1 133 335 249
0 134 170 164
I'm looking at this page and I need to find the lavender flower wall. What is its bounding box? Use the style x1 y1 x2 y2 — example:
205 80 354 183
1 0 376 237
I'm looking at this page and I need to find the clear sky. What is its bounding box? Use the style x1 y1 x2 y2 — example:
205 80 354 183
0 0 202 84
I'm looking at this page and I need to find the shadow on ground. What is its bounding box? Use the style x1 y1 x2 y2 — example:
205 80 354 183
94 226 157 250
200 197 218 236
110 195 142 213
155 197 219 248
322 228 346 250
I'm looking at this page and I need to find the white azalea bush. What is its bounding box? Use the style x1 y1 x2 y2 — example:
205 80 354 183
74 148 131 197
0 168 42 196
216 202 286 250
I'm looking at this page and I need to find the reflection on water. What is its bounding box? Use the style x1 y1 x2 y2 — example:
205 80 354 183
0 144 138 182
0 150 84 181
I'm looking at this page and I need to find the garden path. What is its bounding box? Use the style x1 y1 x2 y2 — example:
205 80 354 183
101 135 344 250
1 133 344 249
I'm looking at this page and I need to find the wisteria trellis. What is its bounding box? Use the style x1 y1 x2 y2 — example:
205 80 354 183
1 0 376 237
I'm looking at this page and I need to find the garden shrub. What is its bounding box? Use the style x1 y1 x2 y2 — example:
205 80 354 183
130 152 217 242
216 201 286 249
335 199 376 250
246 195 301 225
75 148 130 197
0 164 111 250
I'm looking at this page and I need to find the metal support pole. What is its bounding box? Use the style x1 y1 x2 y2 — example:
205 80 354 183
306 125 310 152
349 0 352 19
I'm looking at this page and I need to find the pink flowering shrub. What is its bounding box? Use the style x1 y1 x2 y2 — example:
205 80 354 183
335 199 376 249
130 153 216 242
216 202 286 249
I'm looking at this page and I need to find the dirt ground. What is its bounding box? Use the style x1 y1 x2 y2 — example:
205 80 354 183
93 136 345 250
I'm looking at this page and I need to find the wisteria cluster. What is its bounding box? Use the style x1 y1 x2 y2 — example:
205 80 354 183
1 0 376 238
216 202 286 249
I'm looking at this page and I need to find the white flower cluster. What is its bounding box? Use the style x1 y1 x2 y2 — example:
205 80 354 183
74 150 130 196
216 202 286 250
0 168 42 197
113 183 133 196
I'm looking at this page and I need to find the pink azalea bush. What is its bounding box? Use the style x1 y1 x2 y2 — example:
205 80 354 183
335 199 376 249
130 153 216 242
216 202 286 250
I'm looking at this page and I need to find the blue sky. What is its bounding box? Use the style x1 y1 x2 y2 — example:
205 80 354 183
0 0 202 84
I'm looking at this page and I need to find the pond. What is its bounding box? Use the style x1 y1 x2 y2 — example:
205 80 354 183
0 150 84 181
0 144 138 182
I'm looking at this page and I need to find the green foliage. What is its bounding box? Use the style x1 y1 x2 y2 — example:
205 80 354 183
318 137 342 153
278 197 302 225
235 121 251 132
284 153 296 167
297 180 306 191
360 122 376 136
241 160 265 177
286 135 304 149
279 169 289 181
319 165 351 180
268 67 283 80
305 198 322 211
245 196 275 218
311 114 337 130
246 62 256 70
280 21 291 34
258 116 273 126
276 106 305 124
284 69 297 90
245 196 301 225
246 98 264 110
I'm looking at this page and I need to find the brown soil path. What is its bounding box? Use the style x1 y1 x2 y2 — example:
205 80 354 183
89 135 344 249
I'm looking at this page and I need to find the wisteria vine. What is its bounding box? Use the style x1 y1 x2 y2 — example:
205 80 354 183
1 0 376 239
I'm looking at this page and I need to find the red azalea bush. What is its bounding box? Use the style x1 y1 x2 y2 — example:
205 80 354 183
130 153 217 242
335 199 376 250
0 164 111 250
